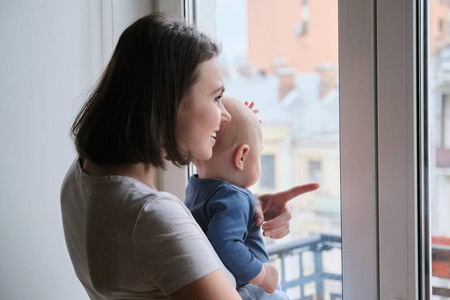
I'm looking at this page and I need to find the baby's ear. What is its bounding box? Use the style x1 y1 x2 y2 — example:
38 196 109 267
233 144 250 171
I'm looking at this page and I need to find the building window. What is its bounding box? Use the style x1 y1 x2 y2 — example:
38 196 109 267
308 160 322 184
213 1 341 298
260 155 275 190
439 19 445 33
442 95 450 149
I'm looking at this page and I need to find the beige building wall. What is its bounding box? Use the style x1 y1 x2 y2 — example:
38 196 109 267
430 0 450 55
252 124 293 194
247 0 338 73
296 143 340 198
245 1 341 243
247 0 446 71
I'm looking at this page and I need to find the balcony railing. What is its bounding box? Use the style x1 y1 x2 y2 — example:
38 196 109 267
432 236 450 298
267 234 450 299
266 234 342 300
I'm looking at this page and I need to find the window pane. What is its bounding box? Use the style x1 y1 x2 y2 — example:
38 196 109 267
261 155 276 190
429 0 450 298
212 1 341 299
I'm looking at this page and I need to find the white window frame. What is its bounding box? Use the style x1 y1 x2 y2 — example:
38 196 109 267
339 0 379 297
341 0 421 298
161 0 423 299
376 0 421 298
155 0 219 202
154 0 193 202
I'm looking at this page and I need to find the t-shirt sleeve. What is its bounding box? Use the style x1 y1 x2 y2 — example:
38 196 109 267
206 187 263 285
131 195 220 296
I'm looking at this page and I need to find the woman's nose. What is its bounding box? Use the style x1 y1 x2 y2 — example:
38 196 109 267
220 105 231 123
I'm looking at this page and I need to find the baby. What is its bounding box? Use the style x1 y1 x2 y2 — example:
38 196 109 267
185 97 290 299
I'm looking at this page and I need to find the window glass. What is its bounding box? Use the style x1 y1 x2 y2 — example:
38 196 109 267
260 155 276 190
307 161 322 184
212 1 341 299
429 0 450 298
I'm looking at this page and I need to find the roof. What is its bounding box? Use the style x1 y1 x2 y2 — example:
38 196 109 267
224 74 293 124
224 72 339 142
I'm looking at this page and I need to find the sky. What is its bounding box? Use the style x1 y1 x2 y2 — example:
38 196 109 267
215 0 247 60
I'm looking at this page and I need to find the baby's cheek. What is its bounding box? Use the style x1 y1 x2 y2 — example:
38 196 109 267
252 167 262 186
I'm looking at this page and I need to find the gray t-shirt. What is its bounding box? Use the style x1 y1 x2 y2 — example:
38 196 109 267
60 158 235 299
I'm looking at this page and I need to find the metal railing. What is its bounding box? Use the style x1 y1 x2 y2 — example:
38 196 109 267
432 243 450 297
267 234 450 299
266 234 342 300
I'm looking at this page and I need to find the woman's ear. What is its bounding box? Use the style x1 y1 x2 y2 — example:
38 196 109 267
234 144 250 171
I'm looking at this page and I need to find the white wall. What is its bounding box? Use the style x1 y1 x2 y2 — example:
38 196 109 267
0 1 153 299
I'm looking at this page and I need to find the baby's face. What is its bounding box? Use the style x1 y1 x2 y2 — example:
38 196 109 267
195 96 264 188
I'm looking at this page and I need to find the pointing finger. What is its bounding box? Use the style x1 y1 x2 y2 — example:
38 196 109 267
272 183 320 205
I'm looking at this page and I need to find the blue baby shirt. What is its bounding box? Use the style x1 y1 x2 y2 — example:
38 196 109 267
185 175 270 286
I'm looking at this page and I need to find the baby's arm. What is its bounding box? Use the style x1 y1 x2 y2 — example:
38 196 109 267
249 263 278 294
206 188 277 293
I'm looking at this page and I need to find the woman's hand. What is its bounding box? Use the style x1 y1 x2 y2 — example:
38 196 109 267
254 183 320 239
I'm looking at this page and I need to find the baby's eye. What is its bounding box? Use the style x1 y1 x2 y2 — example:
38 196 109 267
214 95 222 103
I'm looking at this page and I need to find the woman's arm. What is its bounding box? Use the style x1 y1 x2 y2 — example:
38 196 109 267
133 195 239 298
168 269 241 300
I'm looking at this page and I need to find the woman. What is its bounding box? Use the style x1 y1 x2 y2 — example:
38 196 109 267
61 13 318 299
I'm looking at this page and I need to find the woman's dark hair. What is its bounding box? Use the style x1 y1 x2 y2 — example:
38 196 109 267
71 13 220 168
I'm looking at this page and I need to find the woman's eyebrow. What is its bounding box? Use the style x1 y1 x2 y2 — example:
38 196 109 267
211 86 225 95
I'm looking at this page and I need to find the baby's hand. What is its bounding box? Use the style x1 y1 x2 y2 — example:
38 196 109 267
250 263 278 294
244 101 259 114
244 101 262 123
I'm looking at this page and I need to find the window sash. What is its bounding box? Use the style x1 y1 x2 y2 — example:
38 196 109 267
339 0 379 298
377 0 421 298
159 0 423 298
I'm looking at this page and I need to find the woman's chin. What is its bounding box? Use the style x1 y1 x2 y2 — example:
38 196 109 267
193 150 213 162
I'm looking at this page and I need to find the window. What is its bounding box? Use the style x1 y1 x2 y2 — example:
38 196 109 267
211 0 341 298
440 95 450 149
439 19 445 33
430 1 450 298
170 0 448 299
297 0 309 36
307 161 322 184
295 0 310 36
260 155 275 190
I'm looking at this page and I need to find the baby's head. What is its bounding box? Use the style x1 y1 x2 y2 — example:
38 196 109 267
194 96 263 189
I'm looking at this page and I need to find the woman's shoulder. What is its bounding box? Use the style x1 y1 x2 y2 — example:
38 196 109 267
135 190 196 232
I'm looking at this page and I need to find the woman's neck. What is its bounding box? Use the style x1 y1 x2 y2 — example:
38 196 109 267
82 158 158 191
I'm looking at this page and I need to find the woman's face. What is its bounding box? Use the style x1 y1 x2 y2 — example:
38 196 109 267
177 58 231 161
